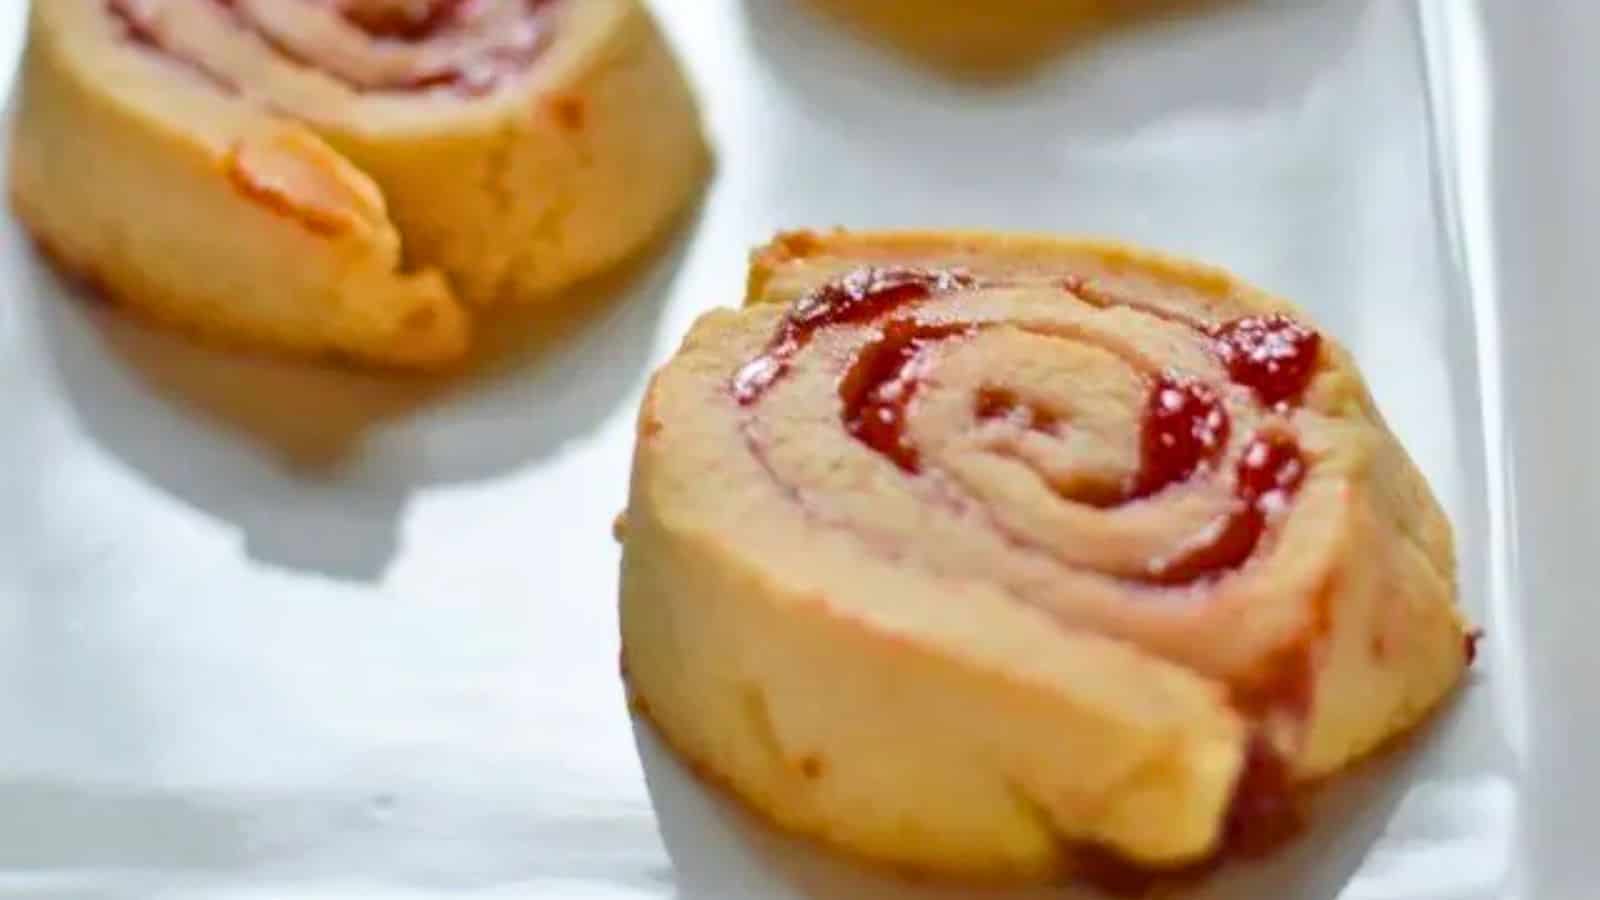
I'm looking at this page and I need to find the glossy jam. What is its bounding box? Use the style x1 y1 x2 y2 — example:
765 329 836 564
733 266 974 404
1143 504 1262 585
837 349 1309 588
787 267 973 340
1210 314 1322 405
831 342 1310 585
1069 281 1322 403
1134 375 1230 498
838 322 971 472
1146 432 1306 585
1124 311 1319 581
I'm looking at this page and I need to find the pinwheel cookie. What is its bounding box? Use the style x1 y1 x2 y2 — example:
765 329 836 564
619 230 1471 881
11 0 710 367
806 0 1188 75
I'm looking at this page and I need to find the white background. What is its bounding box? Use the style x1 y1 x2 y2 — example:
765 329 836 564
0 0 1583 896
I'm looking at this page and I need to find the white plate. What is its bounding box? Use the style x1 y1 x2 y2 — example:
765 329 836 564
0 0 1553 896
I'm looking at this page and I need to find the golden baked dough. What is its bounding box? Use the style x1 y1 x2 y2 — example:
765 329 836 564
807 0 1192 76
620 230 1470 881
11 0 710 367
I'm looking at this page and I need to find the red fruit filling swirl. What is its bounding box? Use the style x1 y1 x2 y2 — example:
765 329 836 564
1134 375 1229 499
1210 313 1322 406
732 266 974 404
107 0 556 95
334 0 473 39
838 322 974 473
1143 432 1306 585
735 268 1323 587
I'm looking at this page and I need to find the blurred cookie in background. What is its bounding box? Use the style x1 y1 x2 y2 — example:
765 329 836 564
804 0 1214 78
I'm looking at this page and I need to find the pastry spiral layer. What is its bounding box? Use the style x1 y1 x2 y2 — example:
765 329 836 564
620 230 1470 880
11 0 709 366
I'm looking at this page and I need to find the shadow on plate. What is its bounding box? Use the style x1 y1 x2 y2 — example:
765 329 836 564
23 204 703 582
739 0 1367 145
0 781 254 876
633 699 1469 899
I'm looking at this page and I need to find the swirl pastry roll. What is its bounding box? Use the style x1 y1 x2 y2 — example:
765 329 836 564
806 0 1186 76
11 0 709 366
620 231 1470 880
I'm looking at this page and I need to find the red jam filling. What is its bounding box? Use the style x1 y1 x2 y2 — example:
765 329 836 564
785 267 973 338
733 266 974 404
838 322 972 473
336 0 470 40
1210 314 1322 405
1236 431 1308 504
1134 375 1230 498
1143 506 1262 585
738 272 1321 585
1145 432 1307 585
834 345 1309 587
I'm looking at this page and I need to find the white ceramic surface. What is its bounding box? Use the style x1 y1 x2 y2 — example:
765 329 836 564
0 0 1567 896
